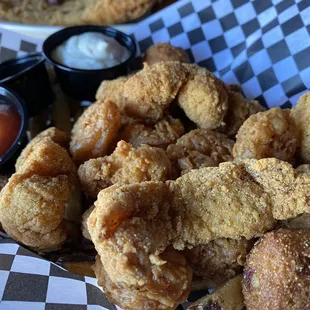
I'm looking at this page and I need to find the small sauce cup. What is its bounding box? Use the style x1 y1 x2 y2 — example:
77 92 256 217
0 86 27 172
0 53 54 117
42 25 136 102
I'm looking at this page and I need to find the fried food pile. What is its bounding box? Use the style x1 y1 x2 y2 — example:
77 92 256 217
2 44 310 309
0 0 160 26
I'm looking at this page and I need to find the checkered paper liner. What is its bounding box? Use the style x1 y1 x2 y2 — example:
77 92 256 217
1 0 310 308
0 234 117 310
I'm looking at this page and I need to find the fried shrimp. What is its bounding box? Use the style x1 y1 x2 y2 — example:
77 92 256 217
95 76 128 110
16 127 70 170
143 43 190 66
166 129 234 175
70 100 121 163
0 128 79 251
233 108 298 162
87 182 192 310
123 62 189 121
121 116 184 149
243 229 310 310
177 65 228 129
94 250 192 310
0 174 69 251
78 140 171 198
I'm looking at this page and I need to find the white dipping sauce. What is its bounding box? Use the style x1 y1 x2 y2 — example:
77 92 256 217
52 32 130 70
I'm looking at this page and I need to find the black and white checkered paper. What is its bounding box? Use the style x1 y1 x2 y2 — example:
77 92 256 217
0 234 115 310
1 0 310 308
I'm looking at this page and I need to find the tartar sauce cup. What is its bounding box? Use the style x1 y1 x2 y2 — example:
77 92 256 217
0 53 54 117
0 86 27 172
42 25 137 102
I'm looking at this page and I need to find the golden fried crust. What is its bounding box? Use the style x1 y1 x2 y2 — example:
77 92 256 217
0 0 156 26
291 92 310 163
83 0 156 25
166 129 234 175
70 100 121 163
171 162 275 249
16 139 76 178
144 43 191 66
94 252 192 310
243 229 310 310
223 91 265 137
87 183 192 309
177 65 228 129
78 140 171 198
87 183 173 266
16 127 70 170
184 238 254 288
0 128 80 251
95 76 128 110
233 108 298 162
123 62 189 121
242 158 310 220
0 174 69 250
121 116 184 149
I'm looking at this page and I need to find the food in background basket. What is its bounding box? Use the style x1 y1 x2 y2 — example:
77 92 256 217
0 0 158 26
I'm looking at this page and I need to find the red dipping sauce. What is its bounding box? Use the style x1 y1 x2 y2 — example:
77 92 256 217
0 104 21 157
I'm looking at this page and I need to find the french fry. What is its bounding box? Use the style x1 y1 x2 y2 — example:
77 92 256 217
188 275 244 310
52 84 71 134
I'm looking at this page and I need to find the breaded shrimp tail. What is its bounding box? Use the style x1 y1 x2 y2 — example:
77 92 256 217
70 100 121 163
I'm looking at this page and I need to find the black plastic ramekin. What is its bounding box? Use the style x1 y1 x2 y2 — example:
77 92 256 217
0 86 28 172
42 25 136 102
0 53 54 117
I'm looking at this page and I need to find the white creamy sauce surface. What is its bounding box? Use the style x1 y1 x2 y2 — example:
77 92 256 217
52 32 130 70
